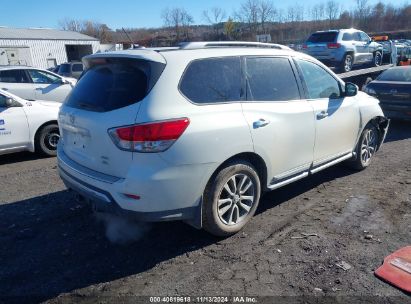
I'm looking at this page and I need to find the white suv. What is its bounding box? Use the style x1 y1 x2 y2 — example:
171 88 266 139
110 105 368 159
57 42 389 236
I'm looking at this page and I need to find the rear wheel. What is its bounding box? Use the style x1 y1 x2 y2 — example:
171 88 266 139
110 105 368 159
373 51 382 67
348 124 379 170
340 53 354 72
203 161 261 237
35 124 60 156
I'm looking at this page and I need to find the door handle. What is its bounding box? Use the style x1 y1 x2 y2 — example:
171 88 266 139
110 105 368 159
317 111 329 119
35 88 43 91
1 88 8 91
253 119 270 129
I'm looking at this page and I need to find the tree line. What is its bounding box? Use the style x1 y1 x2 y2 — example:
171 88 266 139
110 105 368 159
59 0 411 45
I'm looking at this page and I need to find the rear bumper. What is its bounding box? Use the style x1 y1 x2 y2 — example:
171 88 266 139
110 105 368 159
57 147 210 228
59 166 198 223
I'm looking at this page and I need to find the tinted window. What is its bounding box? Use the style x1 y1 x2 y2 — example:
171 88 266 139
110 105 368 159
307 32 337 43
297 60 341 99
246 57 300 101
377 67 411 82
359 32 370 42
180 57 241 103
28 70 61 84
353 32 362 42
65 58 165 112
0 94 7 107
59 64 70 73
72 64 83 72
342 33 354 41
0 70 30 83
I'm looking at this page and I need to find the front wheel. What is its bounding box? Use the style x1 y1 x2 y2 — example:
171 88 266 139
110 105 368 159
202 161 261 237
35 124 60 156
348 124 379 170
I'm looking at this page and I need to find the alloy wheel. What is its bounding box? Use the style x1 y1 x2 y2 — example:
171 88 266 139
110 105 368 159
361 128 377 165
217 174 255 226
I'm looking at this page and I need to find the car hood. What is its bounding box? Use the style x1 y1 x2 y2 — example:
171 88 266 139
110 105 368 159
34 100 62 108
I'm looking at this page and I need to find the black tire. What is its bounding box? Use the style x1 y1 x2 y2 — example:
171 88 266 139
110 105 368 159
373 51 382 67
35 124 60 157
340 53 354 72
202 160 261 237
347 124 379 171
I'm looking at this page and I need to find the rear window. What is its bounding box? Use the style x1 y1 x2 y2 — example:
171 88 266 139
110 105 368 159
59 64 71 73
179 57 241 103
72 64 83 72
65 58 165 112
0 70 30 83
307 32 337 43
377 68 411 82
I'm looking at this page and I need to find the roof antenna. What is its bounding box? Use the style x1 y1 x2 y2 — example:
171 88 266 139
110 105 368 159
122 27 139 49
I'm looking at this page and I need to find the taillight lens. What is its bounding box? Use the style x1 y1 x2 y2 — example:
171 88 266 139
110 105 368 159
108 118 190 153
302 44 308 49
327 43 341 49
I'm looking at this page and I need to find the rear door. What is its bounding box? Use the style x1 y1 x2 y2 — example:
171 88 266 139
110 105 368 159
59 56 166 178
27 69 72 103
0 69 35 100
0 94 29 150
241 56 315 184
295 59 359 166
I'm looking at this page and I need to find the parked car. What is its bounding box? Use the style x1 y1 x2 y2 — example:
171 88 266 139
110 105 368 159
57 62 84 79
364 66 411 120
58 42 389 236
302 29 383 72
47 65 61 73
0 89 60 156
0 66 76 103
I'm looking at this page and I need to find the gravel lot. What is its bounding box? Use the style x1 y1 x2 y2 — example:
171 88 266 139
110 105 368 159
0 120 410 304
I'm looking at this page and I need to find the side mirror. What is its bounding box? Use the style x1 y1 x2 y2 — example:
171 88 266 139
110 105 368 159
345 82 358 97
61 78 70 84
5 98 14 107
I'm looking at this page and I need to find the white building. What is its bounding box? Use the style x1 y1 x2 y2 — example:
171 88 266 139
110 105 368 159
0 27 100 69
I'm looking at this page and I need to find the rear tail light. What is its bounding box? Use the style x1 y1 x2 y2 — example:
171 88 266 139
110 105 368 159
302 44 308 49
108 118 190 153
327 43 341 49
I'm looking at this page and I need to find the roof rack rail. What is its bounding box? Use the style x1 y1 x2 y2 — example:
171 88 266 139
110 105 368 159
179 41 292 51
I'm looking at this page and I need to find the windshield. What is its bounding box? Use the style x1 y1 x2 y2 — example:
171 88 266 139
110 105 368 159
377 68 411 82
307 32 337 43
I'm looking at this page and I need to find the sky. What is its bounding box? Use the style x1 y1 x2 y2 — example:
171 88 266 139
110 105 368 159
0 0 407 30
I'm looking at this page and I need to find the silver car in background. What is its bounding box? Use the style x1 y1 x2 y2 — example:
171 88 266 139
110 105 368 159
302 29 383 72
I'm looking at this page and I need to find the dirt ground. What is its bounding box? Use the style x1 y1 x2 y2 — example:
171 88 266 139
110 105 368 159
0 121 410 304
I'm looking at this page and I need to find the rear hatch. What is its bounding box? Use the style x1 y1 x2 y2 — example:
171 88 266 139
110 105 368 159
304 32 338 57
59 52 166 178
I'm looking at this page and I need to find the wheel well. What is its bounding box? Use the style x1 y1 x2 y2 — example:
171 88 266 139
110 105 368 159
34 120 58 145
363 116 389 151
210 152 268 192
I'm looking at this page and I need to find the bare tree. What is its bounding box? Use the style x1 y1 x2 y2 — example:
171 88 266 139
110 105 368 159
235 0 260 34
58 18 112 43
325 1 340 25
162 7 194 42
311 3 325 22
258 0 276 33
203 7 227 38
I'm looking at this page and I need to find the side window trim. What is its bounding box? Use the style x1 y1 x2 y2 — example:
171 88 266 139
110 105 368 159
242 55 303 103
293 58 344 100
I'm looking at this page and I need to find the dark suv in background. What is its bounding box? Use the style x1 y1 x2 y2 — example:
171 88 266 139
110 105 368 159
302 29 383 72
57 61 84 79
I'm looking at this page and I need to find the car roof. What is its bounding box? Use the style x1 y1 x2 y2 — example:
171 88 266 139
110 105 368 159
0 65 45 71
313 28 362 33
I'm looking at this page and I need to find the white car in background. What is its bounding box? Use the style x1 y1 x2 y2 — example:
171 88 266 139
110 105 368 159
0 89 60 156
0 66 76 103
